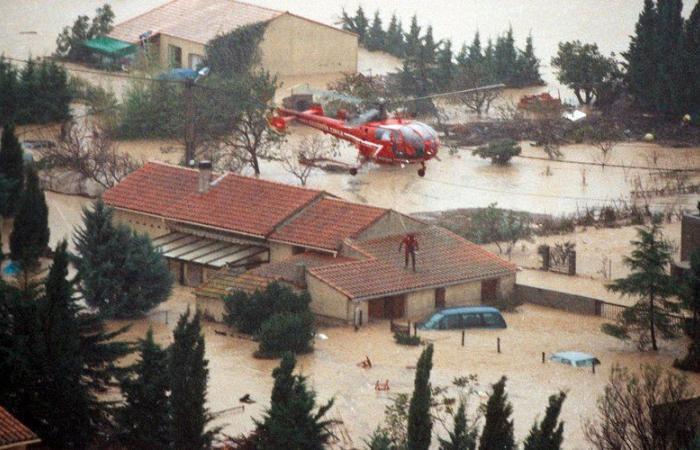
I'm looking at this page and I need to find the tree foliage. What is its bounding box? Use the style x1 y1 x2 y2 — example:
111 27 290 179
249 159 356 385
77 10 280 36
523 392 566 450
604 224 680 351
479 376 516 450
73 200 172 318
0 241 132 449
675 246 700 372
9 165 49 281
207 22 267 76
0 57 72 125
584 364 695 450
407 343 434 450
256 311 315 358
551 41 621 105
469 203 533 258
473 139 521 164
0 124 24 217
439 401 478 450
254 352 335 450
117 328 171 450
171 308 215 450
55 4 114 62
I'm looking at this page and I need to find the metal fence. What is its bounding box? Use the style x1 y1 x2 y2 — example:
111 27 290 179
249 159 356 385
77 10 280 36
597 300 689 328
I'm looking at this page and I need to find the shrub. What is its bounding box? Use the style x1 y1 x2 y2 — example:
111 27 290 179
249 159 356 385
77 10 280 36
600 206 617 226
472 139 521 165
256 312 315 358
224 282 310 335
394 332 421 346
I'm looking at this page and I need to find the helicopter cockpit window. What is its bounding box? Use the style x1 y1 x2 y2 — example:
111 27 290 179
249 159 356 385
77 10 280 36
400 126 425 157
375 128 392 141
408 122 439 142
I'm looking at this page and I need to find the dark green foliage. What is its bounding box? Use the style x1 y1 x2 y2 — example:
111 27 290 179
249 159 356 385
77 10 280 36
624 0 697 114
479 376 516 450
224 281 310 334
0 124 23 216
55 4 114 62
551 41 620 105
675 247 700 372
469 203 533 258
0 241 132 449
117 328 171 450
366 11 386 52
393 331 421 346
365 427 397 450
254 352 334 449
73 200 172 318
339 6 369 44
407 343 434 450
256 311 315 358
9 165 49 278
439 401 478 450
604 224 680 351
435 39 455 91
473 139 521 165
523 392 566 450
385 15 405 56
0 57 72 125
171 308 215 450
207 22 267 76
118 81 182 139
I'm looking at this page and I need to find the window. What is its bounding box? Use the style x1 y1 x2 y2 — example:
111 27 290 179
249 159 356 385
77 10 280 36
188 53 204 69
441 314 461 329
482 313 500 327
462 313 482 328
435 287 446 309
168 45 182 68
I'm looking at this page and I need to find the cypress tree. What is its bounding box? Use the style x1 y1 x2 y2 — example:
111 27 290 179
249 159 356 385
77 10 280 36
0 57 19 125
354 6 369 44
385 14 405 56
685 2 700 113
407 344 434 450
515 34 543 87
468 32 483 65
405 16 422 60
456 43 470 68
605 224 680 351
675 247 700 372
367 11 385 51
117 328 171 450
494 27 517 84
254 352 335 450
10 165 48 285
170 308 214 450
654 0 685 115
479 376 516 450
623 0 659 110
439 401 478 450
435 39 455 91
523 392 566 450
0 124 24 217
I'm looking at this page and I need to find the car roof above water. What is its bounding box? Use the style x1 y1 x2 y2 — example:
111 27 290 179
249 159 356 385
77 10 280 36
438 306 502 315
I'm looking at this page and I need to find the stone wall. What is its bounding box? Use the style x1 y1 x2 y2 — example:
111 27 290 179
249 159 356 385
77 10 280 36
514 284 600 315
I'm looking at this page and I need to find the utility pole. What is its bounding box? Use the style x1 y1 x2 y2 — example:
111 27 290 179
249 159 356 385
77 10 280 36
184 78 195 166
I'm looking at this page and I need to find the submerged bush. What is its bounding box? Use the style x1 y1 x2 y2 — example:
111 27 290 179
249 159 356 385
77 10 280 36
256 311 315 358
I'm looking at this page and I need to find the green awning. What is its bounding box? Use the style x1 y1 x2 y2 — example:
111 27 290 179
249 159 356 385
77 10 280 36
84 36 136 57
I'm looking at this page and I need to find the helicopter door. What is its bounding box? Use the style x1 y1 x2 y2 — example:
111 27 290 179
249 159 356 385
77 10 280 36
391 130 403 158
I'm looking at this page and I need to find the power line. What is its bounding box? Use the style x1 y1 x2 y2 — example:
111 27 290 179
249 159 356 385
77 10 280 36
514 154 700 172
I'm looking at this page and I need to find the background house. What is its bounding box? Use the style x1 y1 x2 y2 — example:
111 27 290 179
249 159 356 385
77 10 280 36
107 0 358 77
103 161 517 324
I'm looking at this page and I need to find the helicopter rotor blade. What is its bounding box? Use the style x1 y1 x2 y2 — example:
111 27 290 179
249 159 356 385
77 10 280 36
388 83 506 106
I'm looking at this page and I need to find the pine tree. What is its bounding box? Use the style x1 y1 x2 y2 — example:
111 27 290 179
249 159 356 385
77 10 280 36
10 165 48 285
456 43 469 68
404 15 422 59
494 27 517 84
654 0 685 114
605 224 681 351
0 124 23 217
479 376 515 450
623 0 659 111
0 241 132 448
439 401 478 450
367 11 386 51
407 344 434 450
435 39 455 91
255 352 334 450
468 32 483 65
514 34 543 87
117 328 171 450
73 200 172 318
523 392 566 450
171 308 214 450
354 6 369 44
385 14 405 56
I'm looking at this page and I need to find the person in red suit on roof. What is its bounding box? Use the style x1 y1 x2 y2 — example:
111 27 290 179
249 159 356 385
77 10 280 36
399 233 419 271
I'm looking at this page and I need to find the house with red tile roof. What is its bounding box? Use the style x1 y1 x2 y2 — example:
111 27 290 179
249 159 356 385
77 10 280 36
108 0 357 77
0 406 40 450
103 161 517 323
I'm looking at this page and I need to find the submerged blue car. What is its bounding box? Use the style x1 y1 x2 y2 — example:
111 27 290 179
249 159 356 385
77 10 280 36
420 306 507 330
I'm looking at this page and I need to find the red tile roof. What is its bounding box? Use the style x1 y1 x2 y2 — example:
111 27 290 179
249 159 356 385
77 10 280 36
251 253 354 286
269 198 387 252
103 162 323 238
109 0 284 44
0 406 40 447
308 227 517 300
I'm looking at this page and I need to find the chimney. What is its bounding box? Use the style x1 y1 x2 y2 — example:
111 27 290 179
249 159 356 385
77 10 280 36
198 160 212 193
294 262 307 288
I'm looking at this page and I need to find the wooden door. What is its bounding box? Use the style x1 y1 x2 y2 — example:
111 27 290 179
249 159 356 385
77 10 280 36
481 279 499 303
435 287 446 309
387 295 406 319
368 298 385 319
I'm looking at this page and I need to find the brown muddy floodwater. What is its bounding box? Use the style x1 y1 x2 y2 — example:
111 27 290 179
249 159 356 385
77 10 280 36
112 287 700 449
